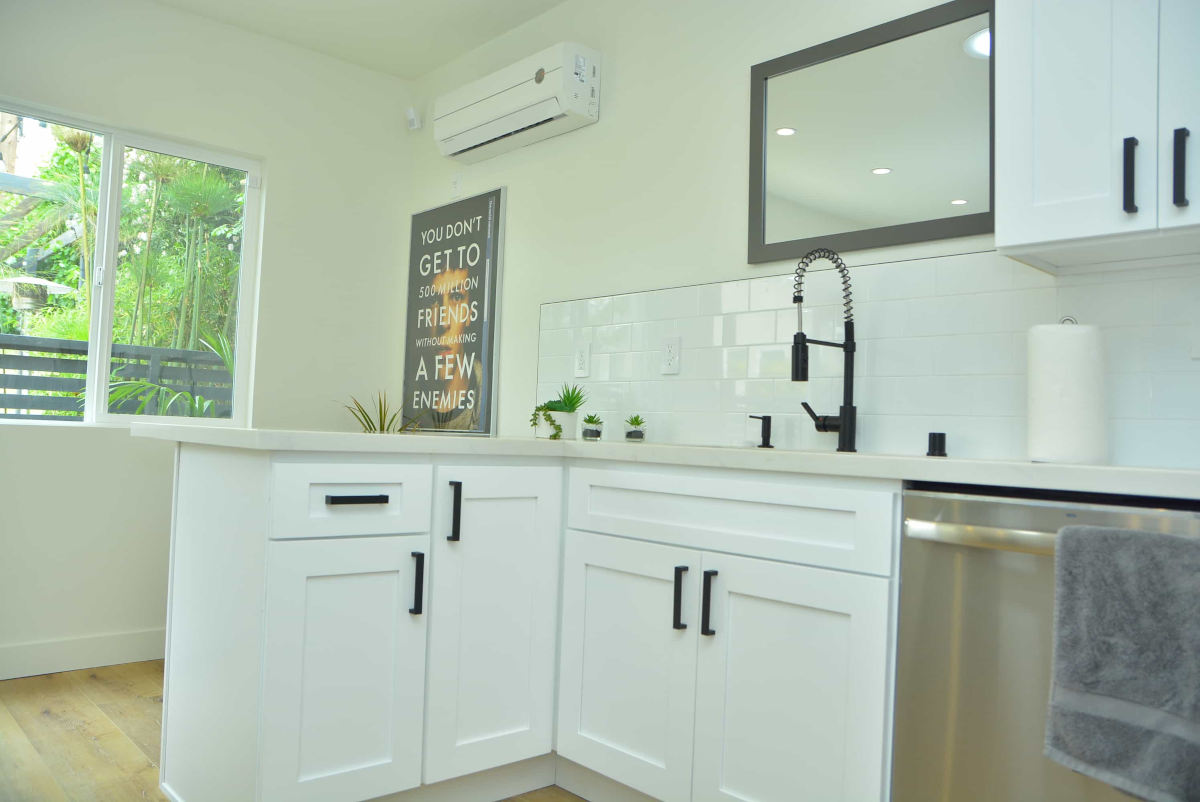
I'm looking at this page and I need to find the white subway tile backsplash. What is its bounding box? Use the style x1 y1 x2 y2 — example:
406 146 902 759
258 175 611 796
592 323 632 353
724 311 778 345
697 279 750 315
748 274 793 311
538 253 1200 468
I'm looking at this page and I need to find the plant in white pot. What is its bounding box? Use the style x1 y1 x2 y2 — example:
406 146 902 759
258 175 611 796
530 384 587 440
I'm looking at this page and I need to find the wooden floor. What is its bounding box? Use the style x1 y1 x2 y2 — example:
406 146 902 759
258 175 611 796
0 660 585 802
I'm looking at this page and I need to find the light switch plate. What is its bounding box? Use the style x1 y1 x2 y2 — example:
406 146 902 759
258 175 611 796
661 336 681 375
574 342 591 377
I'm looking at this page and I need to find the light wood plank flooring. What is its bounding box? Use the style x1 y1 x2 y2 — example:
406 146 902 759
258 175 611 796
0 660 585 802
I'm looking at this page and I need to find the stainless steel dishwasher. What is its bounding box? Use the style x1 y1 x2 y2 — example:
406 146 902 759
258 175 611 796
891 483 1200 802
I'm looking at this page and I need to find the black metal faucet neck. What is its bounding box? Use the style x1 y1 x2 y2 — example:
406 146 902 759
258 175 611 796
792 248 857 453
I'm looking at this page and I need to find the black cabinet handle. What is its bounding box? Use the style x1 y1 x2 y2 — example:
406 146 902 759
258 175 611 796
701 569 718 636
1123 136 1139 213
672 566 688 630
409 551 425 615
447 481 462 541
1174 127 1190 208
324 494 388 506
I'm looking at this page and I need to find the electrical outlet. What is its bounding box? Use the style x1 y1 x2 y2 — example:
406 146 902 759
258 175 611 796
450 173 463 197
574 342 591 377
661 336 681 375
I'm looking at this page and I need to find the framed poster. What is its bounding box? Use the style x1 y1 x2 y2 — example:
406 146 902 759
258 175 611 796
402 188 504 435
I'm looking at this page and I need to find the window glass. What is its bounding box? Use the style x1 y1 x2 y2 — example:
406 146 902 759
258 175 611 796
0 110 101 420
107 147 247 418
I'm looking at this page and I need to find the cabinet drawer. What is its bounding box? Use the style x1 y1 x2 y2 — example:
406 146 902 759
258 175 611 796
568 468 896 576
270 461 432 539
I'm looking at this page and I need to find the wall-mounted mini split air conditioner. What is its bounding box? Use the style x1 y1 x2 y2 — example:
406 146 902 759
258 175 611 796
433 42 602 163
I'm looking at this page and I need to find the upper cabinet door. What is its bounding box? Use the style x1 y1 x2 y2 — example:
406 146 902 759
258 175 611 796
423 466 563 784
691 553 892 802
996 0 1160 246
557 530 700 802
1159 0 1199 229
260 535 428 802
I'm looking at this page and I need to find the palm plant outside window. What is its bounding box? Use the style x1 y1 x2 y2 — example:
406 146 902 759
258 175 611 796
0 104 260 424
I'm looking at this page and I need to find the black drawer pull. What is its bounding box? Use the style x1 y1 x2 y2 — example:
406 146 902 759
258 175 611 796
673 566 688 630
448 481 462 541
409 551 425 615
1123 136 1139 213
1174 127 1190 208
701 569 718 636
325 494 388 506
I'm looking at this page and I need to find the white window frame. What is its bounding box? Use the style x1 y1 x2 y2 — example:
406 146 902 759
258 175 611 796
0 97 261 428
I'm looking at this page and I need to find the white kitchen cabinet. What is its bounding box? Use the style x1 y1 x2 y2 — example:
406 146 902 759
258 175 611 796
691 553 891 802
1159 0 1199 230
423 466 563 783
996 0 1200 269
557 530 893 802
557 531 701 802
260 535 429 802
996 0 1159 247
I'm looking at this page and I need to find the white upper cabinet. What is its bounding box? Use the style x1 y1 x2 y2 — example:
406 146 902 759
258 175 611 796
1159 0 1198 229
422 466 563 784
996 0 1200 268
996 0 1159 246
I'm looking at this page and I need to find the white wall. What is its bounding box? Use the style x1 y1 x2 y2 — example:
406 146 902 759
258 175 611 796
404 0 997 438
0 0 413 676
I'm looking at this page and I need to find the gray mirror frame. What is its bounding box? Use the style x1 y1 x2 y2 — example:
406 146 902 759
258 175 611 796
748 0 994 264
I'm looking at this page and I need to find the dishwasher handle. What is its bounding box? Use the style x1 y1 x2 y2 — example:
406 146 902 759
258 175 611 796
904 518 1057 555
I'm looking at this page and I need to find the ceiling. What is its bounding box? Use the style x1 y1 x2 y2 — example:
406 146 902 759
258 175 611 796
147 0 569 78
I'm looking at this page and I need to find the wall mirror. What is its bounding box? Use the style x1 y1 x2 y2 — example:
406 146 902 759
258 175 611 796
749 0 993 263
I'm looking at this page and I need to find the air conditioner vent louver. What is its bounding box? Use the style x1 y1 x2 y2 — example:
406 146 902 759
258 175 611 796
434 43 601 164
451 113 567 157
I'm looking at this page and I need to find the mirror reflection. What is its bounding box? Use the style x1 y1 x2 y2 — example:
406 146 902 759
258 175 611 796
764 13 990 245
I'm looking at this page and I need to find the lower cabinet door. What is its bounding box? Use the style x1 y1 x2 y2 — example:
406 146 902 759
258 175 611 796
691 553 891 802
556 530 700 802
423 466 563 783
260 535 429 802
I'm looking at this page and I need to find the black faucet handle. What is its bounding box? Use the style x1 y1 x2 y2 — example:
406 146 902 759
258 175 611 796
801 402 840 433
749 415 773 448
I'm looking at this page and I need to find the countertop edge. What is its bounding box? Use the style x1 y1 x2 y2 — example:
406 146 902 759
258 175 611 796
130 423 1200 501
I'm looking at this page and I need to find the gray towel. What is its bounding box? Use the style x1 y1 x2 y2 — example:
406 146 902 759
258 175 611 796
1045 525 1200 802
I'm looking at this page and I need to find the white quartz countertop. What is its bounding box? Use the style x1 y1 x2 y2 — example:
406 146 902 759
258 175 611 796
130 423 1200 501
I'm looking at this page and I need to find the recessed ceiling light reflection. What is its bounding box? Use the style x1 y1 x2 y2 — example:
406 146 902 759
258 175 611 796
775 127 796 136
871 167 892 175
950 199 968 206
964 28 991 59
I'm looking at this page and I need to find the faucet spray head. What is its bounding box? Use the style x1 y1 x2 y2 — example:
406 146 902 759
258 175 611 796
792 331 809 382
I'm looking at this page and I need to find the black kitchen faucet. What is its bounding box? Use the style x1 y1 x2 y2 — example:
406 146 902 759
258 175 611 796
791 247 857 453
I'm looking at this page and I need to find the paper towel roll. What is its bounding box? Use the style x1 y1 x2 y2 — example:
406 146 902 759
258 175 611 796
1028 324 1107 464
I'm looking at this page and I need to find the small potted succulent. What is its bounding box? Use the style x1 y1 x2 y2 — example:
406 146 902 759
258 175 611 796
530 384 587 440
581 413 604 441
624 414 646 442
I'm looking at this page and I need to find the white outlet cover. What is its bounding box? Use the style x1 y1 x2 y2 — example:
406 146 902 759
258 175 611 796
661 336 681 375
450 173 463 197
574 342 591 377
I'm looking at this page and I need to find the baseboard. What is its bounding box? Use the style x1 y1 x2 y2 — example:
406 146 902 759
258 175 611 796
555 756 657 802
0 627 165 680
